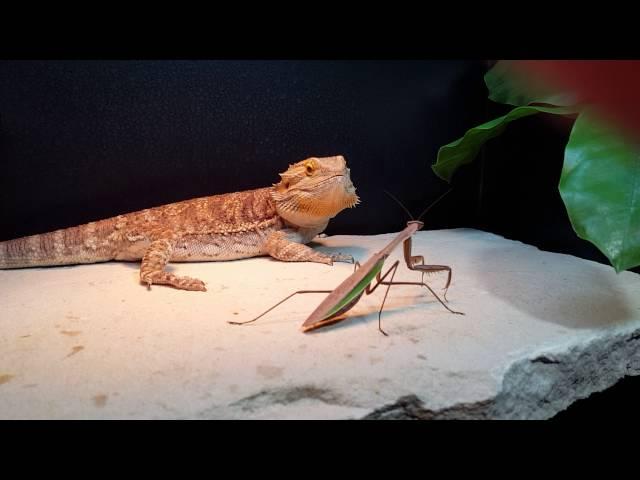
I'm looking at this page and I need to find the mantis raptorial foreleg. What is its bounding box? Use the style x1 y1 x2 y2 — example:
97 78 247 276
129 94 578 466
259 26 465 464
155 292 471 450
402 236 452 300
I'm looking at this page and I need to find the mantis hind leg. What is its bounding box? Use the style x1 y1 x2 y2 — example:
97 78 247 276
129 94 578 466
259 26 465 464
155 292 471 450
411 264 452 301
228 290 333 326
358 260 402 336
373 261 400 336
364 260 463 336
378 278 463 316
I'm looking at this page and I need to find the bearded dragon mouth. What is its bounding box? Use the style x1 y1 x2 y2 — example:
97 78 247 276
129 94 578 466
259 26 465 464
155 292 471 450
305 174 358 207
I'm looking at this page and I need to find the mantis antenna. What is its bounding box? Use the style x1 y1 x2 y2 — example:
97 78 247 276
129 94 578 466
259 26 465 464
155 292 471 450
383 189 414 221
383 187 453 224
417 187 453 222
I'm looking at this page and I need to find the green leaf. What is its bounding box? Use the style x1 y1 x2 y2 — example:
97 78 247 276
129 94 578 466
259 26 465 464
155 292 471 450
485 60 579 107
433 105 579 182
559 109 640 272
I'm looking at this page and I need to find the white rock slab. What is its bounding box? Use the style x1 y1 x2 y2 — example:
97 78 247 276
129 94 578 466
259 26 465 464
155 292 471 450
1 228 639 420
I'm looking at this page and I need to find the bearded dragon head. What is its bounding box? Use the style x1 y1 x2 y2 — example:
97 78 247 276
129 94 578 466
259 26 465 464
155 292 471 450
271 155 359 229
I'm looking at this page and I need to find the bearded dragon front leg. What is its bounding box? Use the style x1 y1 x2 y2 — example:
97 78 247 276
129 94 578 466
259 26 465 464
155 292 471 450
264 231 353 265
140 238 207 292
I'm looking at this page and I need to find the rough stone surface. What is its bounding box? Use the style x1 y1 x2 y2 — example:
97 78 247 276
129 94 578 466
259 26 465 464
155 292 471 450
1 228 639 419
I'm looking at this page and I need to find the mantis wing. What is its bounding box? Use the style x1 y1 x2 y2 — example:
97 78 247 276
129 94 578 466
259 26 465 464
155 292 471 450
301 257 385 332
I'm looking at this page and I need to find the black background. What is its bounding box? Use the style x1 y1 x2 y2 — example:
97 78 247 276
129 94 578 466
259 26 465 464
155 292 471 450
0 60 488 238
1 60 638 419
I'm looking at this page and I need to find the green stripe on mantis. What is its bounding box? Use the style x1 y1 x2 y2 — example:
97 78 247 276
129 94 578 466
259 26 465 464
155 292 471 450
322 258 386 320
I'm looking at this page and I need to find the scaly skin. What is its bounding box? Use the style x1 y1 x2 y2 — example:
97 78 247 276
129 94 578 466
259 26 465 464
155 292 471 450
0 155 359 291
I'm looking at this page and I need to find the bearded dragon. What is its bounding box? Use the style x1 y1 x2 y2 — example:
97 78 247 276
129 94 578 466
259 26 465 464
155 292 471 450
0 155 359 291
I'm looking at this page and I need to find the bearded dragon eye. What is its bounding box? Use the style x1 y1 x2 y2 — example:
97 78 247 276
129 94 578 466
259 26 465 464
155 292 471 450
305 164 314 175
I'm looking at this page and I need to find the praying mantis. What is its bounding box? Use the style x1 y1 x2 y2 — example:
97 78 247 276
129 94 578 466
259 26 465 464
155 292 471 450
228 190 464 335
